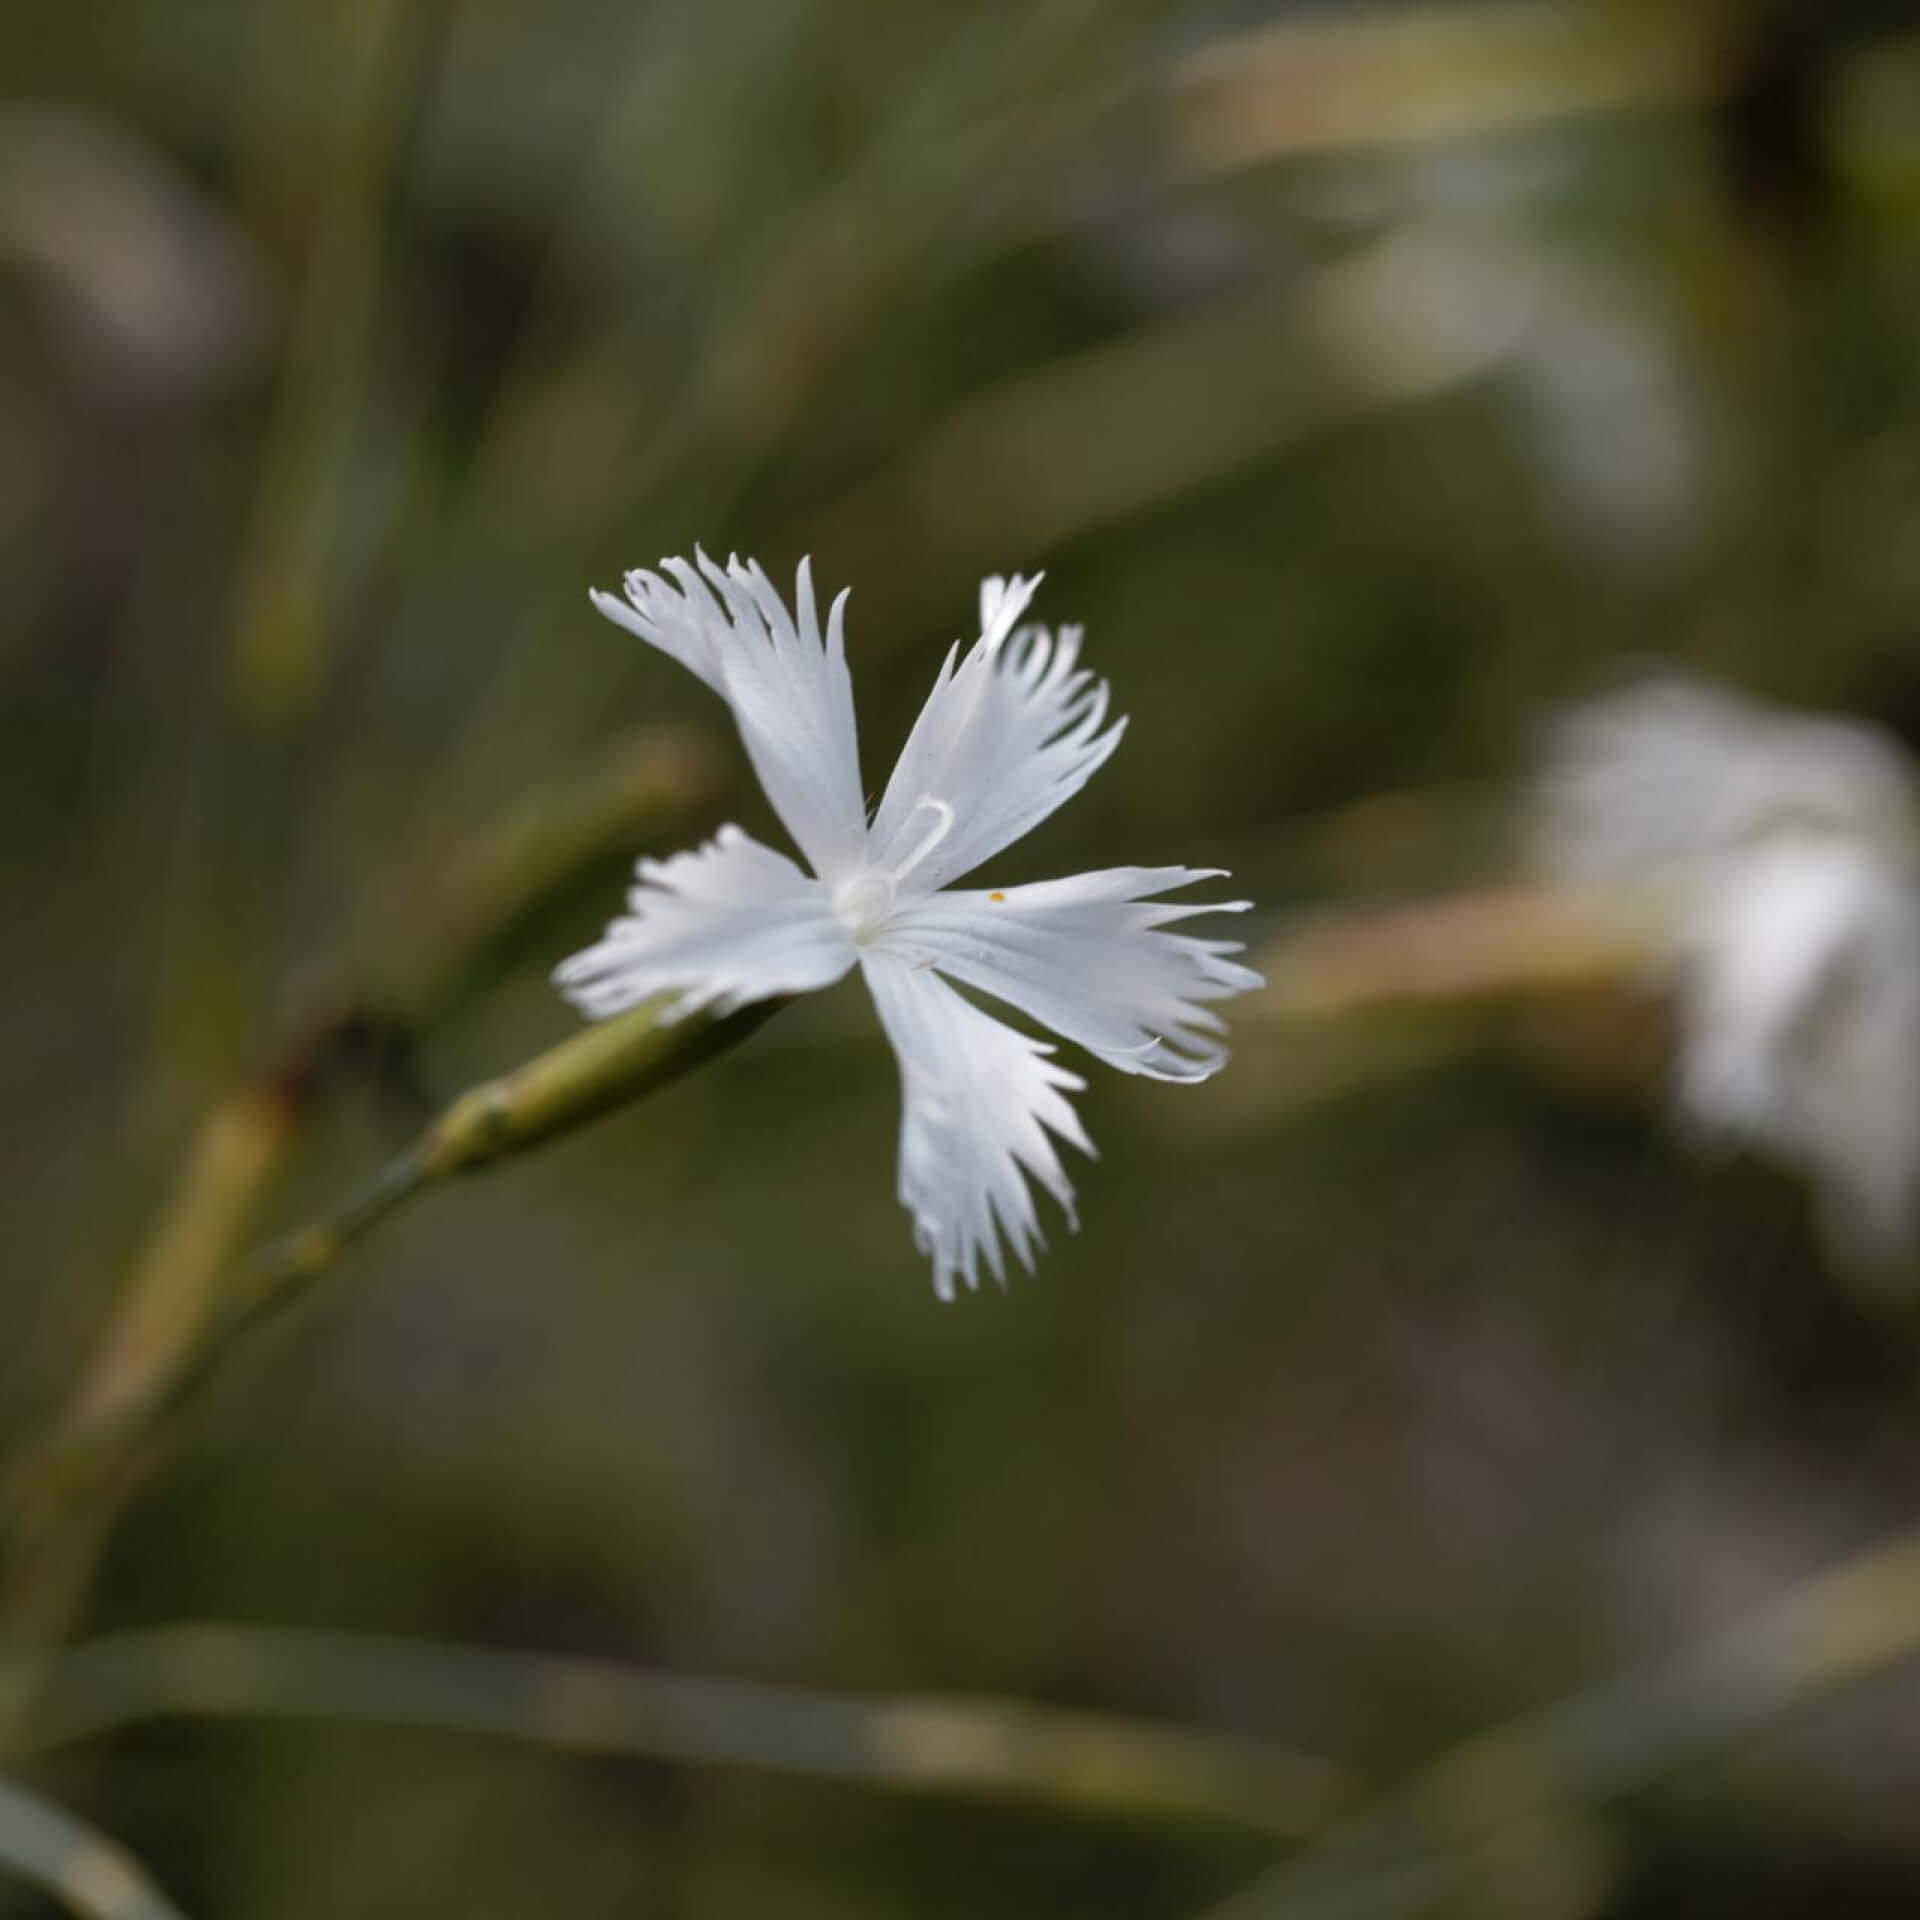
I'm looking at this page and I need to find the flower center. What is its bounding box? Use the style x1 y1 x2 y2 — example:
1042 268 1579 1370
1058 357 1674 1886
831 794 955 944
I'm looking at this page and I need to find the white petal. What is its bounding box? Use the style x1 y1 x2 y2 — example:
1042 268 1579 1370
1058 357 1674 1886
591 552 868 884
977 572 1041 649
1680 836 1920 1259
875 867 1263 1081
860 951 1092 1300
866 575 1123 895
554 825 854 1023
1680 840 1866 1136
1534 676 1918 885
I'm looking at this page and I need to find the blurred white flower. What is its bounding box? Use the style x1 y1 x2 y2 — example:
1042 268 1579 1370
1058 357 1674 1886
557 554 1260 1298
1533 678 1920 1278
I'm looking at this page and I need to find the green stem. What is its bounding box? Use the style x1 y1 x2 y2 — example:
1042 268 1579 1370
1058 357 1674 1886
164 992 789 1412
1 998 784 1648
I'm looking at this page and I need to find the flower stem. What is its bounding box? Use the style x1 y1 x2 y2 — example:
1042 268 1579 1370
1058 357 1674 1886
174 992 788 1406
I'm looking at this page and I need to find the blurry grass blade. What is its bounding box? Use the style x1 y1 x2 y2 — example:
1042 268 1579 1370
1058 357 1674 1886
0 1090 297 1646
0 109 266 400
0 1776 186 1920
1173 2 1710 178
1248 889 1658 1026
1195 1529 1920 1919
794 232 1534 608
63 1092 295 1443
228 0 443 730
16 1622 1351 1839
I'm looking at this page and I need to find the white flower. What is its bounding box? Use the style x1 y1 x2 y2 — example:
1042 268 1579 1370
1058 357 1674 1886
555 552 1261 1297
1533 677 1920 1277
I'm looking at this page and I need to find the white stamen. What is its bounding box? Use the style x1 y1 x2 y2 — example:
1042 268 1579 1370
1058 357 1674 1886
885 795 954 888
